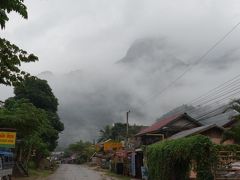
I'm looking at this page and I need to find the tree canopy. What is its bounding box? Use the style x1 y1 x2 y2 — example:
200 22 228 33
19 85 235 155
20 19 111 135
14 77 58 113
0 39 38 86
98 123 143 142
13 77 64 150
0 98 54 162
0 0 28 29
0 0 38 86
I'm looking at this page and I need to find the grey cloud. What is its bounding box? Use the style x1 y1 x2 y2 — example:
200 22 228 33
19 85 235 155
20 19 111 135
204 49 240 70
1 0 240 147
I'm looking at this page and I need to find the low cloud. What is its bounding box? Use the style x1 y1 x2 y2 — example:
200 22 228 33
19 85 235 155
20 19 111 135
1 0 240 147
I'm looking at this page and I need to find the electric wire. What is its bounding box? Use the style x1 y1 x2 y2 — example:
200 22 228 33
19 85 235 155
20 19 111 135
189 74 240 104
139 21 240 107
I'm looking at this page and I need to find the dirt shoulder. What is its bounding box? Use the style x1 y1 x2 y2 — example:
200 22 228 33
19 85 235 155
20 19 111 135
12 169 54 180
88 165 131 180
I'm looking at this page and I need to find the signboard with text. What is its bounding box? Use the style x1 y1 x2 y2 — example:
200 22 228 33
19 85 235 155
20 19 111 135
103 140 122 152
0 131 16 148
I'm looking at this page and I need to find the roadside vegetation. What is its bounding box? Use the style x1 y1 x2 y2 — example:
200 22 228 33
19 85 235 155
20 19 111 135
12 169 53 180
147 135 216 180
0 77 64 168
98 123 144 142
147 134 240 180
0 0 64 173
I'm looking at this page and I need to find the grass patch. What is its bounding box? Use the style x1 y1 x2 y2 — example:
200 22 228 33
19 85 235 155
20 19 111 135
12 169 53 180
28 168 53 177
105 171 131 180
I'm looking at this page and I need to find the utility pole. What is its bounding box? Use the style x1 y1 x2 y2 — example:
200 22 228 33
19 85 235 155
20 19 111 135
126 110 130 138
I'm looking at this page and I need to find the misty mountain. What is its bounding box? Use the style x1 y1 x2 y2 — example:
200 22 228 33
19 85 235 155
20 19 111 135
65 69 83 77
35 38 194 147
118 38 187 72
37 71 54 79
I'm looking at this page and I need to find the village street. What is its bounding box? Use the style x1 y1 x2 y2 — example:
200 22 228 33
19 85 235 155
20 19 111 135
45 164 109 180
13 164 134 180
45 164 116 180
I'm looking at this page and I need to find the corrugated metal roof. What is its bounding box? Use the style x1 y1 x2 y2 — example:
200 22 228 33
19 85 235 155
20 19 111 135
136 113 199 136
200 110 239 127
136 114 181 136
169 124 223 140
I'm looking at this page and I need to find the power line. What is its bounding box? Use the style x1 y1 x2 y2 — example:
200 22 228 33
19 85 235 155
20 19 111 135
195 105 230 120
176 104 231 131
198 90 240 108
181 100 239 131
192 85 240 107
151 88 240 134
177 93 240 130
166 63 240 119
139 21 240 107
190 76 240 105
189 74 240 104
169 91 238 118
183 90 240 116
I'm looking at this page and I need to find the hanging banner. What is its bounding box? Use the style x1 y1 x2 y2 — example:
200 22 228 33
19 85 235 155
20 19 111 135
0 131 16 148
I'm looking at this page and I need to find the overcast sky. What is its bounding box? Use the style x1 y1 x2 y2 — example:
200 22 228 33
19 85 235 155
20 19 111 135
1 0 240 74
1 0 240 145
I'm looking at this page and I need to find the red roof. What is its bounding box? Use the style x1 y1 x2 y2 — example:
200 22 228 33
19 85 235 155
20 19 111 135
136 113 183 136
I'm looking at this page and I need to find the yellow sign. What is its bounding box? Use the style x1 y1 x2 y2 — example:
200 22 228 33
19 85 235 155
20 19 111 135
104 140 122 152
0 131 16 148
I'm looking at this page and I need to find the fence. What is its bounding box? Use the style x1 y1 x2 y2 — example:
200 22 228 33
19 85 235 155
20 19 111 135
215 151 240 180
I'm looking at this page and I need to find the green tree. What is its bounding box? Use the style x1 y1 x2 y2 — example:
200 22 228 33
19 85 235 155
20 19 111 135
98 125 112 142
0 0 38 86
0 98 53 163
223 125 240 144
0 0 28 29
14 77 58 113
14 77 64 150
98 123 143 142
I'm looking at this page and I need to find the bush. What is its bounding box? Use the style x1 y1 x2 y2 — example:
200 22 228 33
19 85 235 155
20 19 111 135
147 135 217 180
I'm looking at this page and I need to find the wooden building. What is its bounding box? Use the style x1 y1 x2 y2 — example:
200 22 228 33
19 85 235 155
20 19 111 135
135 113 201 145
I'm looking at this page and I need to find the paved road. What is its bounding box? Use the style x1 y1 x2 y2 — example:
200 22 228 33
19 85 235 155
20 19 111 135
46 164 109 180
